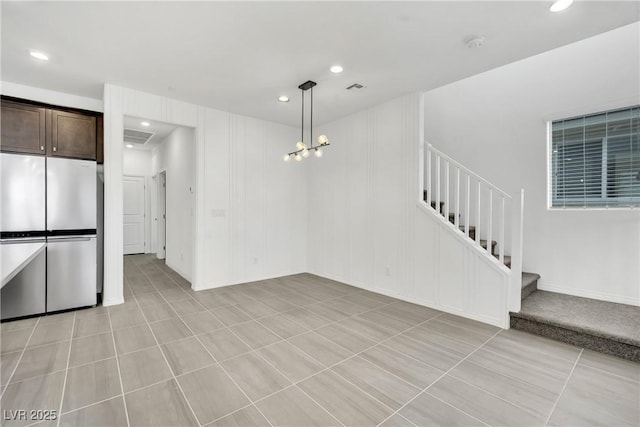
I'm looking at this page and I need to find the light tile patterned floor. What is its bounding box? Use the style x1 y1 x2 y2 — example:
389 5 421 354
1 254 638 427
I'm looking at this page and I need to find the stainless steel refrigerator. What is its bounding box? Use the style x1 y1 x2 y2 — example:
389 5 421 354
46 157 97 312
0 153 97 318
0 153 47 319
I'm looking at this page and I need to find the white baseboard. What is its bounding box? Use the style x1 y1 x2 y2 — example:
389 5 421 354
165 260 192 283
193 270 308 292
308 269 506 329
537 282 639 307
102 297 124 307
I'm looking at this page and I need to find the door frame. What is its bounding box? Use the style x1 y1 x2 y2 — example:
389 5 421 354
156 170 167 260
122 174 146 255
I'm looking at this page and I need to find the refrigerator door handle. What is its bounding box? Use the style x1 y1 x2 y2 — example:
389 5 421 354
0 237 47 244
48 236 94 242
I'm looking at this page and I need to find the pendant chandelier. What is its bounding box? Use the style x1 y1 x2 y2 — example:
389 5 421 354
284 80 330 162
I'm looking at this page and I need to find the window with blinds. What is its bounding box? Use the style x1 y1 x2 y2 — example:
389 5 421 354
550 106 640 208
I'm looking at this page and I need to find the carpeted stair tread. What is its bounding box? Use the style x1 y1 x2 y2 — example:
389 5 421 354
494 254 511 268
511 290 640 359
479 239 497 253
521 272 540 300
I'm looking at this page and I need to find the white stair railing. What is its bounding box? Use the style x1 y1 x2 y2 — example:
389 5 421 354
424 143 524 310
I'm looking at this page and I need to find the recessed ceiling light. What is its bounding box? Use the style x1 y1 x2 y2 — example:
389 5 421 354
126 144 134 148
278 96 289 103
550 0 573 12
330 65 343 74
29 50 49 61
466 36 485 49
140 121 150 127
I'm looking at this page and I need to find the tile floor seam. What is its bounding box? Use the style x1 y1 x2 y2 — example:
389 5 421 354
67 354 117 370
472 337 582 378
421 390 491 427
375 328 502 427
0 323 37 333
58 394 123 417
544 348 584 427
130 265 204 427
290 384 347 427
55 311 76 427
440 367 553 422
393 320 486 355
574 359 640 384
0 316 41 399
136 262 275 427
488 329 582 363
171 360 219 379
16 337 71 353
107 298 132 427
7 366 68 386
394 413 419 427
68 328 117 342
448 355 567 395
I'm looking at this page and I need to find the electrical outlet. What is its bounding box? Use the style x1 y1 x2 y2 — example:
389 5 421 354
253 257 258 265
385 267 391 276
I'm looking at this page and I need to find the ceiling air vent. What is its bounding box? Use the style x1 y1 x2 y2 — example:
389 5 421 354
346 83 364 90
123 128 155 145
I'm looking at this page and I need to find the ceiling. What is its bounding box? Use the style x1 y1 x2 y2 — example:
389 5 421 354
123 116 177 150
2 1 638 127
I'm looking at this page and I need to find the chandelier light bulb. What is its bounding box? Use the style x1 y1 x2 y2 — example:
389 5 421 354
296 141 305 150
302 148 310 158
318 135 329 146
314 148 323 158
295 153 302 161
550 0 573 12
283 154 290 162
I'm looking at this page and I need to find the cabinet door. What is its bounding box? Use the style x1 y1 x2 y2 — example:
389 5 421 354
96 116 104 164
0 101 47 155
50 110 97 160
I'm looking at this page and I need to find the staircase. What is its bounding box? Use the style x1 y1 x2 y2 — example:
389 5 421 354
423 142 528 321
424 143 639 361
424 194 512 268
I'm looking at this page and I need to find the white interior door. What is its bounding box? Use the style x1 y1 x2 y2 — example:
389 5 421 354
123 175 145 255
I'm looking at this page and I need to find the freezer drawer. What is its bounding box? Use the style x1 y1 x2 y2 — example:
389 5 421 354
0 153 46 232
47 235 96 312
1 246 46 320
47 157 96 231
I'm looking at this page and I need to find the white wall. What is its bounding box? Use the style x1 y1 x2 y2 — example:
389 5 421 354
423 23 640 306
150 127 195 280
123 148 152 176
307 93 512 327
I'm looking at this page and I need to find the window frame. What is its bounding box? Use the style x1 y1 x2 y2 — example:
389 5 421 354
547 106 640 210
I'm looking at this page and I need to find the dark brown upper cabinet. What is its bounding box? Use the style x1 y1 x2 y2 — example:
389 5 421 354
96 116 104 164
0 101 47 155
49 110 97 160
